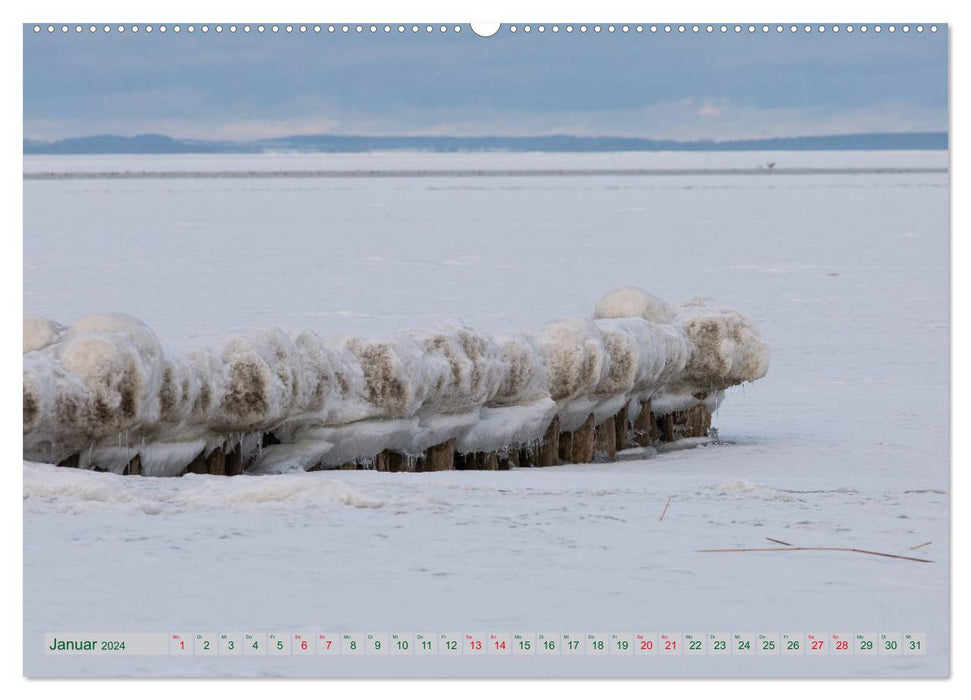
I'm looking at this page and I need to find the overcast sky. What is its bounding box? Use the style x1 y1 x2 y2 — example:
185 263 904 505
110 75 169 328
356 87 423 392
23 24 948 141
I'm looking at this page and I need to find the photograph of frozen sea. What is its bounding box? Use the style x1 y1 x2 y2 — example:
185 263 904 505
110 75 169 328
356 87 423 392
22 22 949 678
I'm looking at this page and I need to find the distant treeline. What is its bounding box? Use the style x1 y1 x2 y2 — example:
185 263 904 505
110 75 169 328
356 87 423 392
23 131 948 155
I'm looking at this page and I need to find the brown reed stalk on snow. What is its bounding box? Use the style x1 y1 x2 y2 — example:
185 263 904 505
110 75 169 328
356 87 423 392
659 497 672 522
699 546 932 564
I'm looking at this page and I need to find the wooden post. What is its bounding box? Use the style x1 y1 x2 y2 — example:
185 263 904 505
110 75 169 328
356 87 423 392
425 439 455 471
594 418 617 461
690 406 706 437
558 432 573 462
338 462 358 470
571 413 596 464
124 453 141 476
662 414 675 442
387 452 409 473
374 451 390 472
206 444 226 475
633 399 653 447
701 405 712 435
518 446 535 468
184 449 208 475
225 442 243 476
479 452 500 470
614 403 629 450
537 415 560 467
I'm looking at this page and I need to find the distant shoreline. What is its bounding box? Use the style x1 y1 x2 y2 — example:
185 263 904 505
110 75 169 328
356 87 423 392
23 131 948 156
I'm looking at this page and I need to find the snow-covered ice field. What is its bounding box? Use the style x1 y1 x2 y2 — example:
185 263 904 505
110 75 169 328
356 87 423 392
22 151 948 677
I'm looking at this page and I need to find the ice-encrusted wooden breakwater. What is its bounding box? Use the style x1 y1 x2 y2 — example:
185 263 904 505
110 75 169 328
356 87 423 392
22 288 769 476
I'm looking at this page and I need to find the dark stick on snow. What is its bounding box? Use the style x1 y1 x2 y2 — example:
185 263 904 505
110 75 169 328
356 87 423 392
698 546 933 563
659 497 672 522
766 537 794 547
909 541 933 551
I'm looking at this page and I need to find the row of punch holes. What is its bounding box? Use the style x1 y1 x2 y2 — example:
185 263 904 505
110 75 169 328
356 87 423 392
32 23 940 36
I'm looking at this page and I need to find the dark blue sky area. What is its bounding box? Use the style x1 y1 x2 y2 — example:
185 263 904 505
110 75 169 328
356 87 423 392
23 24 948 141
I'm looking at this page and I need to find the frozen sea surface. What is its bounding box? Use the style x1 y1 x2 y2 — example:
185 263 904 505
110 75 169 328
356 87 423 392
22 151 948 677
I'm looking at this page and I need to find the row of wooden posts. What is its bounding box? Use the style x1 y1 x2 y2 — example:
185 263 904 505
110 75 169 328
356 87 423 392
60 399 713 476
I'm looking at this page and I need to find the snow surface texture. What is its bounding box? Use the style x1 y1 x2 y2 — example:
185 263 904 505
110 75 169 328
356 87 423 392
22 289 769 474
23 152 947 678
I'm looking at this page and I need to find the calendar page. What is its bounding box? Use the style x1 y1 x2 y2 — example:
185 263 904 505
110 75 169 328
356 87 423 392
21 15 949 679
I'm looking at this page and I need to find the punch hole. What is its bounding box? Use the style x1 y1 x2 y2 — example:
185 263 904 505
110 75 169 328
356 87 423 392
471 23 499 37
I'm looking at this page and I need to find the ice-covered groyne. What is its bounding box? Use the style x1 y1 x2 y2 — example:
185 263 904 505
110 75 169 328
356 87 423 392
22 288 769 476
